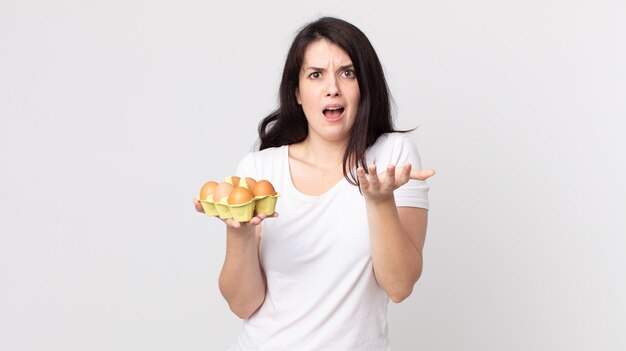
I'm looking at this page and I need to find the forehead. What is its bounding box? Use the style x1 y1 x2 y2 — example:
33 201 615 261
302 39 352 66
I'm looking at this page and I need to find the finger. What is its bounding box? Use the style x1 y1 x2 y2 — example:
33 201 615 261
248 217 261 225
224 219 241 229
193 198 205 213
396 163 412 186
368 164 380 187
252 212 278 223
410 168 436 181
357 166 369 190
386 164 396 188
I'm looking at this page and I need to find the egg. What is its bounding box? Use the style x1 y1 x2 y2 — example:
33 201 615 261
225 175 241 186
199 181 218 200
253 179 276 197
228 186 254 205
213 182 234 203
240 177 257 190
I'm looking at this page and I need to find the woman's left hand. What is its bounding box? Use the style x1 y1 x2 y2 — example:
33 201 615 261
357 163 435 201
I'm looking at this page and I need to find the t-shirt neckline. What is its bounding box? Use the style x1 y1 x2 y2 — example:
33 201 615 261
283 145 349 201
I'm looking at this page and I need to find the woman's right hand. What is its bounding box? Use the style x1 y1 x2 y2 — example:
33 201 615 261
192 198 277 229
224 212 278 229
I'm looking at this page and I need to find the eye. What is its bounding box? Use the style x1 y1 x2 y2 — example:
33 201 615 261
308 71 321 79
342 69 356 79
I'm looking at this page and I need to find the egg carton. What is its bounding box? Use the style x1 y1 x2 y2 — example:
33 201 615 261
199 193 280 222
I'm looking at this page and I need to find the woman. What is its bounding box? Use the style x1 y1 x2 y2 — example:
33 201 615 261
195 16 435 350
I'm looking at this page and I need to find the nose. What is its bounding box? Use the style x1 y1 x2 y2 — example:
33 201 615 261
326 76 340 97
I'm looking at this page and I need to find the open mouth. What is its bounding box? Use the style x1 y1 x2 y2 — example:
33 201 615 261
323 106 345 119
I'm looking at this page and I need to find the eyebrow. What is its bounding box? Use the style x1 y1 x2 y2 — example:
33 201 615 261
304 64 354 71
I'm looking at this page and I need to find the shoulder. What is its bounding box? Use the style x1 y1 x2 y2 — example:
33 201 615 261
373 132 415 147
236 145 287 179
367 132 421 166
242 146 286 164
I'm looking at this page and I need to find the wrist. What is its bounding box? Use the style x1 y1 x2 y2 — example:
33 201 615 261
364 193 396 207
226 224 257 240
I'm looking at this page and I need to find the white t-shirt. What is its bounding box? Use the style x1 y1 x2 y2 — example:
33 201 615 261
228 133 429 351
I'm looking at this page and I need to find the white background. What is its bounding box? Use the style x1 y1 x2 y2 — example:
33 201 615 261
1 0 625 350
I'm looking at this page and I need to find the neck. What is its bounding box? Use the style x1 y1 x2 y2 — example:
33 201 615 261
294 135 347 170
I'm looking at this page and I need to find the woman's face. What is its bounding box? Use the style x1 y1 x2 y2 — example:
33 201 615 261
296 39 360 144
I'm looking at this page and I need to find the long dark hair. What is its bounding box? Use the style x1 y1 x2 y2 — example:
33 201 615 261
258 16 406 185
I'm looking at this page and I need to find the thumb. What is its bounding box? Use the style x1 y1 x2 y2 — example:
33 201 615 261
410 169 436 181
193 198 205 213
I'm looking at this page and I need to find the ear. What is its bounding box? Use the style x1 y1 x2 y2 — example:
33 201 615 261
295 88 301 105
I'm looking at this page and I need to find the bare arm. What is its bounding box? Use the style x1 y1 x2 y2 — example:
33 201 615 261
357 164 434 303
219 222 266 319
193 199 268 318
